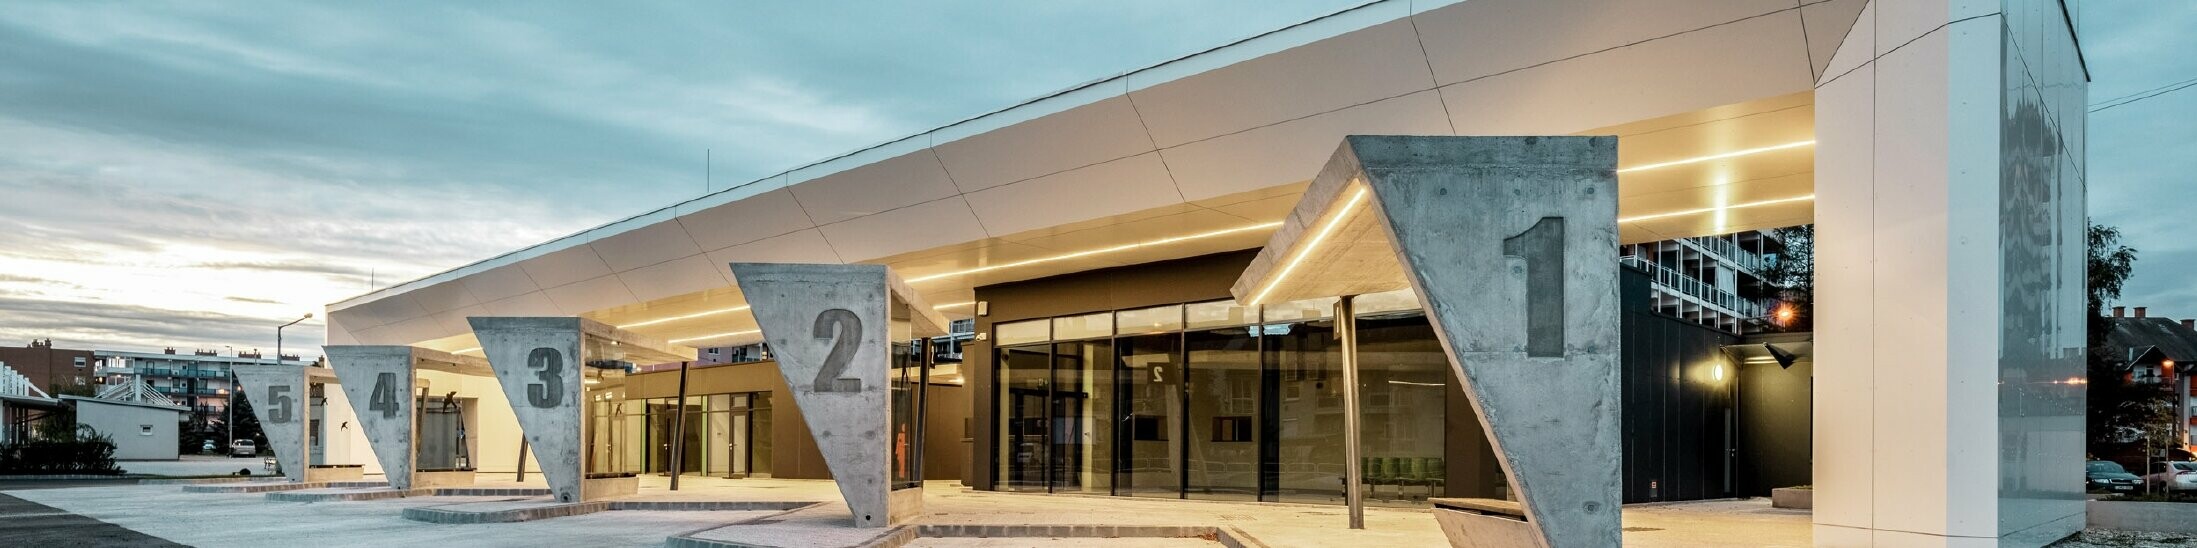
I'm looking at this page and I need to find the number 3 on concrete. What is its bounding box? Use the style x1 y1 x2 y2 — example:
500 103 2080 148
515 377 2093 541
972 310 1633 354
526 347 564 408
811 308 862 393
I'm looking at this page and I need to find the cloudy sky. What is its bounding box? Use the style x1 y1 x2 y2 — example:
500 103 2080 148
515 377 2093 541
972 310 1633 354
0 2 2187 359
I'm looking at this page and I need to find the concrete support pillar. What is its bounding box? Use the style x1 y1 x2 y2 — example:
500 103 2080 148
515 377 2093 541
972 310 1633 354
471 318 586 502
231 365 312 483
327 346 417 490
1812 1 2087 545
730 263 947 528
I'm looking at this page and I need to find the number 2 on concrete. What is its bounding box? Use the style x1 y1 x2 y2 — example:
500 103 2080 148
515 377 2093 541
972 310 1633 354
811 308 862 393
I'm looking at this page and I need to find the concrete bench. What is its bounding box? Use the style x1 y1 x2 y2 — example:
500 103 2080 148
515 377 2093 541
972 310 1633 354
1429 498 1539 548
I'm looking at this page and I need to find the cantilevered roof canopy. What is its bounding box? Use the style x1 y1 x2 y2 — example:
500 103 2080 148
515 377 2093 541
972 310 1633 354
327 0 1851 353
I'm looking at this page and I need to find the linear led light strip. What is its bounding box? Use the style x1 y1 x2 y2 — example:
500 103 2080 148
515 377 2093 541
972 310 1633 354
1618 194 1815 223
1248 185 1370 306
616 305 751 329
904 221 1284 284
453 303 980 354
1615 140 1815 173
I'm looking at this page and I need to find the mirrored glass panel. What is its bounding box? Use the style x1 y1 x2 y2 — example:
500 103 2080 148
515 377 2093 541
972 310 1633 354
1116 332 1182 498
1115 305 1183 336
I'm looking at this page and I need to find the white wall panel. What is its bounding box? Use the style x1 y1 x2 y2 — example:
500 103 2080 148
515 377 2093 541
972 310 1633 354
964 153 1181 237
1439 11 1815 136
677 189 816 252
1414 0 1794 86
1812 16 1875 535
1869 26 1955 537
1162 91 1450 202
816 197 991 263
932 95 1155 193
788 148 962 225
428 304 490 336
1129 19 1434 147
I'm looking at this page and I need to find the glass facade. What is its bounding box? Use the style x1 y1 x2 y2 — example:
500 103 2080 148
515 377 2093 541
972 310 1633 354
992 291 1479 506
589 390 773 478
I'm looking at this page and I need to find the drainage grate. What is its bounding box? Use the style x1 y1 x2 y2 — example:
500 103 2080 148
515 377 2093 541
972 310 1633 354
743 519 783 526
1621 527 1664 533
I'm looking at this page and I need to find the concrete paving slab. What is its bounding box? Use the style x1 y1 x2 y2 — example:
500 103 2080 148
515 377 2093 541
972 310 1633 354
119 455 274 477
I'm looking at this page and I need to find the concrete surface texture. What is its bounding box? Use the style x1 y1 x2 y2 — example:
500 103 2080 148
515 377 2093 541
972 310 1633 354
468 317 586 503
730 263 944 528
230 365 313 483
326 346 418 490
6 477 1809 547
1364 135 1621 548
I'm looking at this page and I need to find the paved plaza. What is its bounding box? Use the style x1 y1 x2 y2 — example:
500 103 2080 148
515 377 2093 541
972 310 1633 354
0 475 1812 547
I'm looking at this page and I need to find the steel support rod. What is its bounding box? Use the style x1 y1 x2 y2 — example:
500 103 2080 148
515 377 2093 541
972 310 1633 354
1338 295 1365 530
669 360 691 490
516 440 528 482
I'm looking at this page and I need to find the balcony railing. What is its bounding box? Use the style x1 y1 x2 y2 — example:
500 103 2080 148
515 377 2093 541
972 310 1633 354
1679 235 1769 274
1620 256 1766 318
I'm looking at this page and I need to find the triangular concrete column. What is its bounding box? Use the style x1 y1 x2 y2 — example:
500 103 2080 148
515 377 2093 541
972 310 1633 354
231 364 316 483
327 346 417 490
729 263 947 528
1233 136 1621 548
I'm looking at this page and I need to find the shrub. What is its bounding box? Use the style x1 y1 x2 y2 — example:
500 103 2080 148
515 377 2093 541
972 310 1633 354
0 425 123 475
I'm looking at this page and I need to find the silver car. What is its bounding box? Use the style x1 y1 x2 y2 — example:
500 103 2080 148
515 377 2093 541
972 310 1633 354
229 439 256 458
2146 461 2197 493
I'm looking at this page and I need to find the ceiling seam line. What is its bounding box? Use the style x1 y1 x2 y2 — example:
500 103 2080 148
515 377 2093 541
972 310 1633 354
1403 9 1458 135
1121 90 1189 204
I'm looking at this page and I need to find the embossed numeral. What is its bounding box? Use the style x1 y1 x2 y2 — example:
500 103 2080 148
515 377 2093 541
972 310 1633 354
811 308 862 393
367 372 402 418
526 347 564 408
1502 217 1566 358
266 385 295 423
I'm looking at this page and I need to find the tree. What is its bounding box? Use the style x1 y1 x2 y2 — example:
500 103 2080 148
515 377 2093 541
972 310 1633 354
2084 223 2160 457
1761 224 1814 332
229 389 268 450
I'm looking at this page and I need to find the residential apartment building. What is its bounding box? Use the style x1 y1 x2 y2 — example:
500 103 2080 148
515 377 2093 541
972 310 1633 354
95 348 311 433
0 339 95 393
1619 230 1788 334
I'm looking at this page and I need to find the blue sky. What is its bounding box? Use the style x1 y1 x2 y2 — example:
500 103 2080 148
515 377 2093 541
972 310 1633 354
0 1 2187 356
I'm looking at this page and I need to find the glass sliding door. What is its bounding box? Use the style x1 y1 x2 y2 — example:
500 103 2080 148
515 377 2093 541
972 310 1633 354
1050 338 1112 494
1115 329 1183 498
1265 298 1344 504
997 343 1052 491
1356 312 1456 504
1185 301 1261 501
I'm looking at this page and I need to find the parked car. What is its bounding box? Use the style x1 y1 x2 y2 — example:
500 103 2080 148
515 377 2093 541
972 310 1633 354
2145 461 2197 493
200 440 215 454
2087 460 2141 493
229 439 256 458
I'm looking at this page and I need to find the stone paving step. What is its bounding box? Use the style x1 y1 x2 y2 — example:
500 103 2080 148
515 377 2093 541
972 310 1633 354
266 487 433 502
180 481 385 494
668 523 1264 548
401 498 822 524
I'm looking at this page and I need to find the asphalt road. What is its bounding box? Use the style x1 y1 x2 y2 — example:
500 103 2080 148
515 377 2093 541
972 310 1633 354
0 488 184 547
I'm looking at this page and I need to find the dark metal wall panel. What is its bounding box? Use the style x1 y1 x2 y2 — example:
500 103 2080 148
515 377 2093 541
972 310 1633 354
1618 266 1741 503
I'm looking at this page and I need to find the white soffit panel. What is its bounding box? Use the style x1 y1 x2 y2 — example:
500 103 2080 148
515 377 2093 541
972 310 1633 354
589 217 704 273
1819 1 1877 85
428 304 491 336
1414 0 1796 86
1801 0 1872 81
402 280 481 317
678 188 818 252
1439 11 1815 136
515 244 615 290
963 152 1182 237
705 229 846 284
540 276 642 317
1129 19 1435 147
479 292 562 318
615 254 731 303
456 264 542 303
1163 90 1452 202
816 197 991 262
788 147 960 226
931 94 1156 193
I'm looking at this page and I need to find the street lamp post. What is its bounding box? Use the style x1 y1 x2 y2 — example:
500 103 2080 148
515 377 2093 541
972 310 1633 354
233 313 313 447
